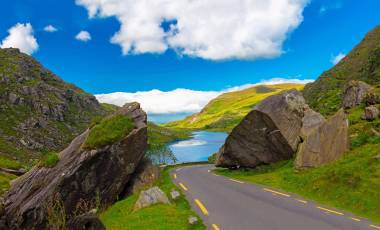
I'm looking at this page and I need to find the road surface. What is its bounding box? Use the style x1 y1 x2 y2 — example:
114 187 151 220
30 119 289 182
171 164 379 230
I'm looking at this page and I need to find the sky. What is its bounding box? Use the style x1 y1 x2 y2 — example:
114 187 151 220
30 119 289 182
1 0 379 119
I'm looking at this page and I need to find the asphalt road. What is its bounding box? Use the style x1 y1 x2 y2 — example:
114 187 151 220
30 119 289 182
171 164 379 230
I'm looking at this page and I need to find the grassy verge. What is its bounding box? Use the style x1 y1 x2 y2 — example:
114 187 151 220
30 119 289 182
100 165 205 230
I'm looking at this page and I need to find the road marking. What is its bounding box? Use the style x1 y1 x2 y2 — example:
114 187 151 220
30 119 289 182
229 179 244 184
194 199 209 216
296 199 307 204
263 188 291 197
316 206 344 216
212 224 221 230
350 217 361 222
173 173 177 179
213 173 220 177
208 170 211 173
370 225 380 229
179 183 188 191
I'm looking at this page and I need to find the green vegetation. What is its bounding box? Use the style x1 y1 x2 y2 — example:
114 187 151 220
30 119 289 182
38 152 60 168
303 26 380 116
165 84 304 132
100 166 205 230
0 172 16 196
0 156 22 169
148 122 191 146
83 115 135 149
215 105 380 223
208 153 217 164
101 103 120 113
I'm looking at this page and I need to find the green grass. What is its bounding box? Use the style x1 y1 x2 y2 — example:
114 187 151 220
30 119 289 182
100 166 205 230
165 83 304 132
0 172 16 196
83 115 135 150
0 156 22 169
148 122 191 146
215 106 380 223
38 152 59 168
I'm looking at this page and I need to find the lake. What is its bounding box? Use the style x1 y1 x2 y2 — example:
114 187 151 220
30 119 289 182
169 131 228 163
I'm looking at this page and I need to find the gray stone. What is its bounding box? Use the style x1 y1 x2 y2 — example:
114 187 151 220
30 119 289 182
170 189 180 200
134 187 170 211
216 90 308 168
362 106 379 121
188 216 198 225
342 80 372 109
295 109 349 169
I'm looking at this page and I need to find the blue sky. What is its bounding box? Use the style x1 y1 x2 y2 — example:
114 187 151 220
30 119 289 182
0 0 379 117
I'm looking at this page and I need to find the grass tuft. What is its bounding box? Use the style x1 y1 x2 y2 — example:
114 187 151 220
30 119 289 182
83 115 135 150
39 152 59 168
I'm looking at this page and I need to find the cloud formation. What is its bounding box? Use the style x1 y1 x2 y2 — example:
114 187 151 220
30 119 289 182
44 25 58 32
331 53 346 65
75 31 91 42
76 0 309 60
95 78 313 114
1 23 38 55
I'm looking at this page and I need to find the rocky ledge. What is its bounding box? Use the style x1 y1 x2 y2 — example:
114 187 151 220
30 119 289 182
0 102 148 229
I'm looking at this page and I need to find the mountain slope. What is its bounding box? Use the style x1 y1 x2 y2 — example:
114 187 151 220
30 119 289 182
303 26 380 116
165 83 304 132
0 48 107 168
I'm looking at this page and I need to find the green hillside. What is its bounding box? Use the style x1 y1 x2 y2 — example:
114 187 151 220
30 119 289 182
165 83 305 132
303 26 380 116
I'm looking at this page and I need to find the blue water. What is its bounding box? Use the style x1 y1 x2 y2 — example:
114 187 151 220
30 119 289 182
169 131 228 163
148 113 192 124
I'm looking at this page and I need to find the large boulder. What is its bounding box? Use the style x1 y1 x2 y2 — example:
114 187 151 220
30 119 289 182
362 106 379 121
1 103 148 229
216 90 308 168
341 80 372 109
295 109 349 169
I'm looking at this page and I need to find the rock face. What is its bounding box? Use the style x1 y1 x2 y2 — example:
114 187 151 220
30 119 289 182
216 90 308 168
1 103 148 229
134 187 170 211
295 109 349 169
341 81 372 109
0 48 108 164
362 106 379 121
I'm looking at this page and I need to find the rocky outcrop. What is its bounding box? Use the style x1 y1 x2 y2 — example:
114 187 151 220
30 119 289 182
1 103 148 229
295 109 349 169
134 187 170 211
362 106 379 121
0 48 108 164
216 90 308 168
341 81 372 109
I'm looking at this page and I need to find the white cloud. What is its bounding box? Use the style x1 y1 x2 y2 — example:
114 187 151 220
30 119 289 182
75 31 91 42
44 25 58 32
1 23 38 55
76 0 309 60
95 78 313 114
331 53 346 65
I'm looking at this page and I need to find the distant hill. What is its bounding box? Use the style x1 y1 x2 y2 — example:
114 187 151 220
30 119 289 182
165 83 305 132
0 48 108 169
303 26 380 116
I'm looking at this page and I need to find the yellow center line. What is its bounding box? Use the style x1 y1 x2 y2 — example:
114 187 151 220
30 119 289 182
263 188 291 197
296 199 307 204
173 173 177 179
207 170 211 173
179 183 188 191
316 206 344 216
212 223 221 230
350 217 361 222
229 179 244 184
194 199 209 216
370 225 380 229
